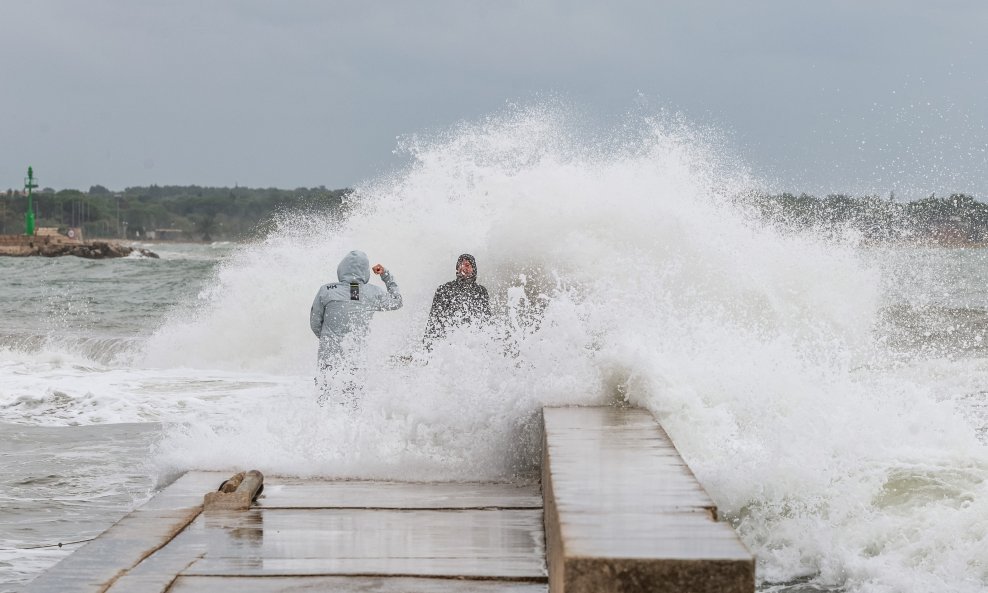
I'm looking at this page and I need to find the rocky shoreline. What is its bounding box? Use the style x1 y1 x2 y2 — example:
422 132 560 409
0 235 158 259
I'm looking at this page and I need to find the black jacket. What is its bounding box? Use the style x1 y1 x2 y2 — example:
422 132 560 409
424 254 492 343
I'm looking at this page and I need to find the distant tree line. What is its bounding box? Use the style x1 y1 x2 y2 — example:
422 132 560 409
746 192 988 245
2 183 985 246
0 184 350 240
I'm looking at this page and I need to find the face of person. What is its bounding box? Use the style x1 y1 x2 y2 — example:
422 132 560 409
457 260 474 277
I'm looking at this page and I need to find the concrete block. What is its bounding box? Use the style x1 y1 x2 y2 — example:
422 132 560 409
542 406 754 593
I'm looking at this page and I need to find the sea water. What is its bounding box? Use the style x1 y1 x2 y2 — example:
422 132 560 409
1 107 986 592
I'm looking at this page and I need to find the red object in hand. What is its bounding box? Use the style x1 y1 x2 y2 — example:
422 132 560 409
372 264 384 275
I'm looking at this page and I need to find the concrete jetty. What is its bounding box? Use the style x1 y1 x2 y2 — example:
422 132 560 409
542 407 753 593
23 407 753 592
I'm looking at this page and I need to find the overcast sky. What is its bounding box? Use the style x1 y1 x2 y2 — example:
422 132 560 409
2 1 987 198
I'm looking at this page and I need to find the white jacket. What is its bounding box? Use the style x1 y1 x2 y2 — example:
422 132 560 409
309 250 402 367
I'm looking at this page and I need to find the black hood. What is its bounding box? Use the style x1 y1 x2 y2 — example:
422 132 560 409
456 253 478 282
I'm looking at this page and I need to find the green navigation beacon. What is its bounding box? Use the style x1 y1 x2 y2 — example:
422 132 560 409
24 166 38 236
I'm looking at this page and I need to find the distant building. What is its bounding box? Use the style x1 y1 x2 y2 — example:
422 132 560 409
36 227 83 243
148 228 183 241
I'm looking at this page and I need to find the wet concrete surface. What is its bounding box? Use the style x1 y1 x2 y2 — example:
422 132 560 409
167 576 549 592
256 479 543 509
542 406 754 593
26 406 754 593
23 471 220 593
26 472 547 593
175 508 546 578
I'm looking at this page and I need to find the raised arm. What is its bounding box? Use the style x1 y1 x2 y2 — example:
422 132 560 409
371 267 403 311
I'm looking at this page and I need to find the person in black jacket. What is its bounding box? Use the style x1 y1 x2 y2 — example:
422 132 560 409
424 253 492 348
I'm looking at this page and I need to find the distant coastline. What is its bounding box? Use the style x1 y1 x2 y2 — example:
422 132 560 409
3 184 987 247
748 192 988 247
1 184 351 242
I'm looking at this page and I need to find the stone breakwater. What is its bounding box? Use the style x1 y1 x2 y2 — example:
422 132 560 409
0 235 158 259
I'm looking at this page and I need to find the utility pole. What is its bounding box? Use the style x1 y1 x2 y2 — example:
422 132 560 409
24 166 37 236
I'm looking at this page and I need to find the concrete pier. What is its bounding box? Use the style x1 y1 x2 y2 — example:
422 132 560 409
24 473 547 593
542 407 754 593
24 407 754 592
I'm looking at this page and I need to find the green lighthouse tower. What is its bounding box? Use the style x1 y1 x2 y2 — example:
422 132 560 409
24 166 37 236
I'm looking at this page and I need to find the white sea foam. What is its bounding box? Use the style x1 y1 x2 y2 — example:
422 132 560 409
0 347 286 427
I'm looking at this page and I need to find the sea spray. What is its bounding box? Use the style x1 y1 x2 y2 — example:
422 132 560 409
137 105 988 592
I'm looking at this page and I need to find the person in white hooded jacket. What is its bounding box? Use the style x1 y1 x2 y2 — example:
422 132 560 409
310 250 402 401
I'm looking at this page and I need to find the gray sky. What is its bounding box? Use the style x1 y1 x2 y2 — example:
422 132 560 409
2 1 987 198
